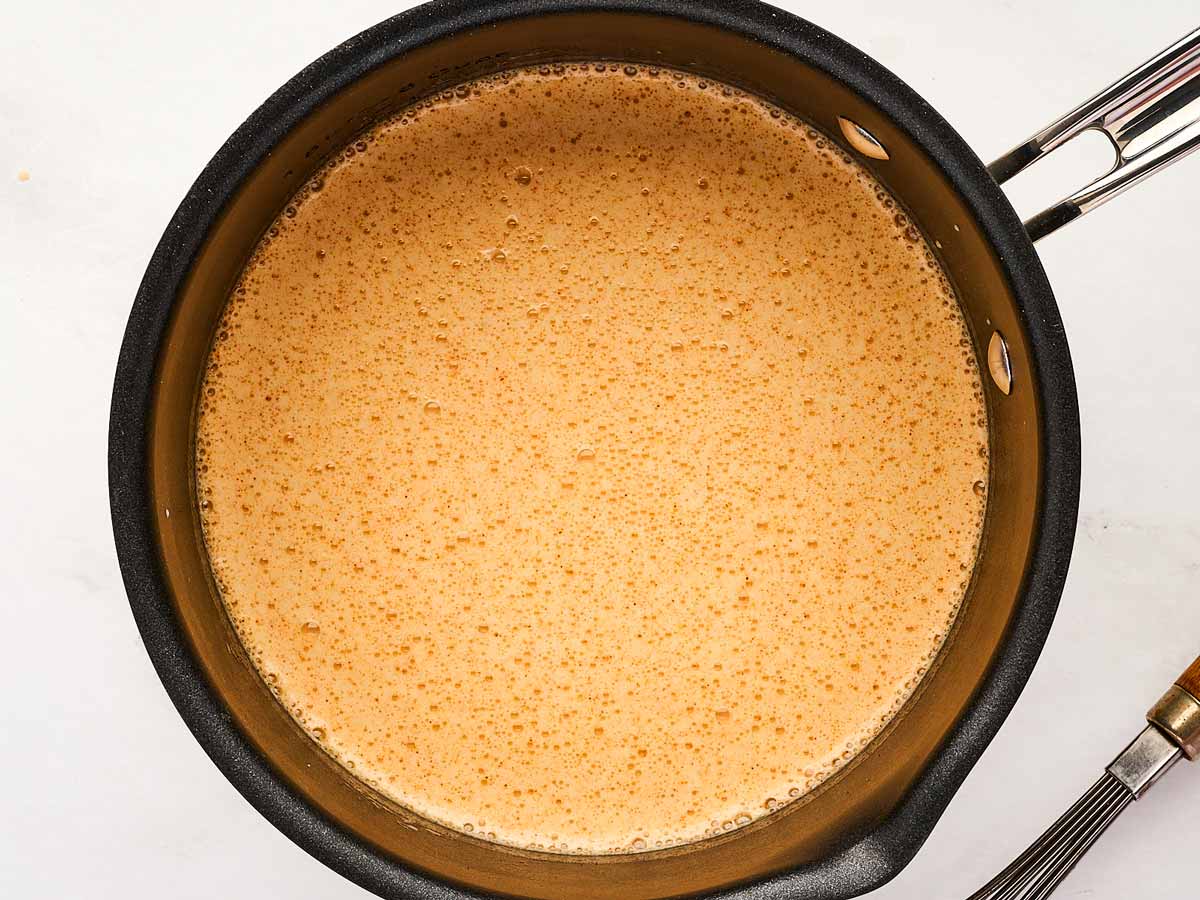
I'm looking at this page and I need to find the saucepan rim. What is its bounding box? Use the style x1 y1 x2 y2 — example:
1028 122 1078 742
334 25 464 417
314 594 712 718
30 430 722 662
108 0 1080 897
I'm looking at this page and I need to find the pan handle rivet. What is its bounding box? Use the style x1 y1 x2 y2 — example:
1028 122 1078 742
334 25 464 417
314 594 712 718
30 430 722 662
838 117 889 160
988 331 1012 395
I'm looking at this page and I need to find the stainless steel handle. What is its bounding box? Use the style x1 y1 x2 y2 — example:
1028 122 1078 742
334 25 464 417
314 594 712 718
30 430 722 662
989 27 1200 242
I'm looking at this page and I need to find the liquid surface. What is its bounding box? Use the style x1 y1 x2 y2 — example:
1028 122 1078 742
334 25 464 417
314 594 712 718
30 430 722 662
197 64 988 854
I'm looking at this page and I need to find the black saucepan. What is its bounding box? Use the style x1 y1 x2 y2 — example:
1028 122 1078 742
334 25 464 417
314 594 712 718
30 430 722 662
108 1 1200 897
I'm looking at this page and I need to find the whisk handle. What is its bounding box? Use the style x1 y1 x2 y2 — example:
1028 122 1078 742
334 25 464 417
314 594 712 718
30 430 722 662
1176 656 1200 700
1147 655 1200 760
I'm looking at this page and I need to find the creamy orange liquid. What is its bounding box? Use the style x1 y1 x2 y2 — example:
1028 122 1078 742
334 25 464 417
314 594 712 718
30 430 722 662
196 64 988 854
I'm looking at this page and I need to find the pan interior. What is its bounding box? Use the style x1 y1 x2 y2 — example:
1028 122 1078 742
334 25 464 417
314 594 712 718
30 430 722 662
147 11 1040 900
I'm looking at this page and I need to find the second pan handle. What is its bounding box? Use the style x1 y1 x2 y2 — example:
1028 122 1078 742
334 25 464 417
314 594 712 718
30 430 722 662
989 27 1200 242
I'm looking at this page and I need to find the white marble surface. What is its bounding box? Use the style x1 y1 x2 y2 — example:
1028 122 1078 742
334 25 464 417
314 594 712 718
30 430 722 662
3 2 1198 897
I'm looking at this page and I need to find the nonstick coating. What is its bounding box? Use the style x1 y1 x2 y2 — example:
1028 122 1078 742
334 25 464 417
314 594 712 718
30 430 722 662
109 1 1080 898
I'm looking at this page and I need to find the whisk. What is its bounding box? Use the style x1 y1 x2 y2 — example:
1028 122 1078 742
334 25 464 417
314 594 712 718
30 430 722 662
968 655 1200 899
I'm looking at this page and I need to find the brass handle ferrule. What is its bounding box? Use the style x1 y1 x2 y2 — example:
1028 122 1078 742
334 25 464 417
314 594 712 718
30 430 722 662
1148 684 1200 760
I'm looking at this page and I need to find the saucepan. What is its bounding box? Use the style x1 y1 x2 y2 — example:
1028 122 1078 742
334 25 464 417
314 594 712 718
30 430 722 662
108 1 1200 897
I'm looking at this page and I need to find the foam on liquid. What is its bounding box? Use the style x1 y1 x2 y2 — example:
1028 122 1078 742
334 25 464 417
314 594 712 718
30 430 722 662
196 64 988 854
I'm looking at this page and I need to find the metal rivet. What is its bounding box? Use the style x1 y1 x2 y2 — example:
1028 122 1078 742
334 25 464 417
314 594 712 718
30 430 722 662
988 331 1012 395
838 117 889 160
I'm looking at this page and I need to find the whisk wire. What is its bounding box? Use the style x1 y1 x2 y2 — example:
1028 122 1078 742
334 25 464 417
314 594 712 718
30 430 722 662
1026 780 1130 900
983 775 1114 900
966 773 1133 900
